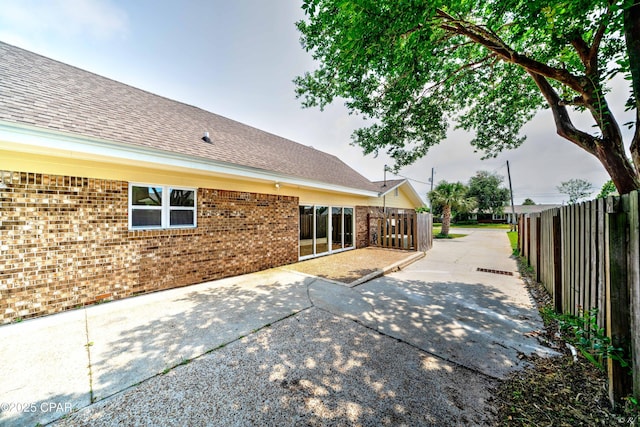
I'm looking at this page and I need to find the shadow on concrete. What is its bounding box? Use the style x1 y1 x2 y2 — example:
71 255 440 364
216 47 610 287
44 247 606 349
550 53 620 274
356 277 556 380
311 268 377 284
57 308 497 426
86 273 314 403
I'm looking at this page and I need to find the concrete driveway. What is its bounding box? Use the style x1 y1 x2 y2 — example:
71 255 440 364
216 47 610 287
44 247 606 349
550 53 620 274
0 228 556 426
311 228 556 380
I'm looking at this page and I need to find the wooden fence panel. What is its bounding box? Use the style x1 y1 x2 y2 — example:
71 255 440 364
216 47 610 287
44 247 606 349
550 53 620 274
519 191 640 404
606 194 633 404
553 211 562 312
416 212 433 252
568 204 575 316
560 204 570 313
597 197 606 329
538 208 560 300
629 191 640 398
529 213 539 274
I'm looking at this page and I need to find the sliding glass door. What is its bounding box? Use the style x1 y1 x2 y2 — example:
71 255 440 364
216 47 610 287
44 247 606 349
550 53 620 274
299 206 314 257
299 205 355 259
315 206 329 255
344 207 354 249
331 207 343 251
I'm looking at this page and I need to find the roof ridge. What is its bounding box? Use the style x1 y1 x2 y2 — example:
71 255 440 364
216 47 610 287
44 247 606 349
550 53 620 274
0 41 218 118
0 41 380 193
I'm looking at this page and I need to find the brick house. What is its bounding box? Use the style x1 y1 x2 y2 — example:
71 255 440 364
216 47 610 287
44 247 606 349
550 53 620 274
0 42 423 323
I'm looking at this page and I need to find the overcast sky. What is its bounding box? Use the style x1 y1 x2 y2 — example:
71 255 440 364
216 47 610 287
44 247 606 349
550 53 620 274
1 0 633 204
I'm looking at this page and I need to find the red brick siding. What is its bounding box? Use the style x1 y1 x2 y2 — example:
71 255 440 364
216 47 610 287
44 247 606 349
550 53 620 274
355 206 388 248
0 171 298 323
355 206 369 248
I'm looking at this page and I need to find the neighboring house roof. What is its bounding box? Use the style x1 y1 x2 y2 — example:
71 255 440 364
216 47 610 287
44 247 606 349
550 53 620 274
504 204 563 215
0 42 379 194
372 179 424 207
374 179 406 194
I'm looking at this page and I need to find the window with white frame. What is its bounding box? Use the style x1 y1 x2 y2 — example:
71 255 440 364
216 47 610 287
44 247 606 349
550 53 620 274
129 184 196 229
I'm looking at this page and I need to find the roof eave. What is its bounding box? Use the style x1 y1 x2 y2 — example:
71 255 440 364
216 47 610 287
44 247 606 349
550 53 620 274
379 180 405 197
0 121 380 197
383 181 424 208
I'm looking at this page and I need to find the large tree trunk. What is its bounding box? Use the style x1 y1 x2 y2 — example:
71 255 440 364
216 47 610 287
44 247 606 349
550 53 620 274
529 71 640 194
624 2 640 176
441 204 451 236
594 139 640 195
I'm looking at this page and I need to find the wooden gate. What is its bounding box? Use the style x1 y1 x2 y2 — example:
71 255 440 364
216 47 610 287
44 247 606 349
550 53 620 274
369 210 432 251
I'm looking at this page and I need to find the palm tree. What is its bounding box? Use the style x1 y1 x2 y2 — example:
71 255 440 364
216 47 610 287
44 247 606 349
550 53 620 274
429 181 477 237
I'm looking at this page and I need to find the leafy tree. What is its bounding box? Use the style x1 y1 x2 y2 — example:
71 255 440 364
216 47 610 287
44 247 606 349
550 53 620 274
415 205 431 213
428 181 476 237
467 171 510 215
597 179 619 198
557 178 594 203
296 0 640 194
522 198 536 205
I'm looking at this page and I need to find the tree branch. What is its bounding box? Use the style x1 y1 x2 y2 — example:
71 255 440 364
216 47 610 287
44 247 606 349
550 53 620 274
425 53 498 93
436 9 585 94
624 2 640 175
559 96 587 107
571 6 611 76
527 71 597 153
571 36 591 69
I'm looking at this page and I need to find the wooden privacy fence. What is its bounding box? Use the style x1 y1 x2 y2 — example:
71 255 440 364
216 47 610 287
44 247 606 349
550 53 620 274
369 210 433 252
519 191 640 404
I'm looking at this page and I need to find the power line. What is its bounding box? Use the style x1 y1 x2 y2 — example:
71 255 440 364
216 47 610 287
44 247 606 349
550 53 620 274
389 171 431 185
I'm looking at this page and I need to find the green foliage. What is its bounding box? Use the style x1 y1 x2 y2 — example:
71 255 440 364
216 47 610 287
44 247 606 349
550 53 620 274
428 180 476 237
296 0 640 191
468 170 510 214
597 179 619 198
522 198 536 205
552 308 630 373
557 178 594 203
415 205 430 213
435 232 466 239
428 181 476 213
507 231 519 255
452 222 511 229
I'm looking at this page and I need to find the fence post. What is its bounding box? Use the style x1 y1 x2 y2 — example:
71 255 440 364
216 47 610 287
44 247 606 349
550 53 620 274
628 191 640 400
536 215 542 282
526 216 531 263
518 215 523 253
606 195 633 406
596 198 606 330
553 212 562 312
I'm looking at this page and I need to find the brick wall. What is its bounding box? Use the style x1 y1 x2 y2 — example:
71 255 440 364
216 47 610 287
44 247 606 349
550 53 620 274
355 206 369 248
0 171 298 323
355 206 387 248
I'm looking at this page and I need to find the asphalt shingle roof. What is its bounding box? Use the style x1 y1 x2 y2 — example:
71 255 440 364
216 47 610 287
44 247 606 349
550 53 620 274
373 179 405 191
0 42 379 193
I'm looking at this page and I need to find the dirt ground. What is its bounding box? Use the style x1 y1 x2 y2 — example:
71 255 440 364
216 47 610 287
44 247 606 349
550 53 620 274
285 247 417 283
494 260 640 426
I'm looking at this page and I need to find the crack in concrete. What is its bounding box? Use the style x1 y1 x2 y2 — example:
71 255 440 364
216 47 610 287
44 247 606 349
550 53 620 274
83 309 95 404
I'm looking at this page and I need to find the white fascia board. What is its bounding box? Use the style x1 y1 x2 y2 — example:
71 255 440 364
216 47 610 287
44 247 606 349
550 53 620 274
379 179 424 207
379 180 406 197
0 121 379 197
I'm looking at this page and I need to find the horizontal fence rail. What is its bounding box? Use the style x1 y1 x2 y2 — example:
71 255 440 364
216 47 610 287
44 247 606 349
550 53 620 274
518 191 640 405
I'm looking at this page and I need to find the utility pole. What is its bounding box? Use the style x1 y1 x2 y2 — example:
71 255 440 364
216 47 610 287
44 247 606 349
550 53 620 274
506 160 516 231
427 167 435 208
383 164 387 213
383 164 387 188
430 168 434 192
